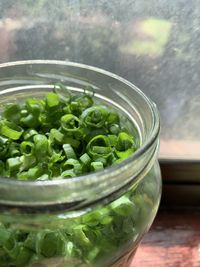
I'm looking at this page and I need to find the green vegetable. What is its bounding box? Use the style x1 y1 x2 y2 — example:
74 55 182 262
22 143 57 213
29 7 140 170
0 84 136 180
0 120 23 140
0 83 148 267
81 105 109 128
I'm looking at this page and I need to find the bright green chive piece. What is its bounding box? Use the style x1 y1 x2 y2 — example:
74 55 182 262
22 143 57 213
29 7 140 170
116 132 134 151
107 111 119 125
109 124 120 135
63 137 80 148
50 129 64 144
61 114 80 132
91 161 104 172
33 134 48 160
115 148 135 159
87 135 112 159
94 157 107 166
6 157 21 173
20 166 42 180
20 114 39 128
36 174 49 181
0 120 23 140
20 141 34 156
0 135 9 145
20 155 36 171
81 105 109 128
63 144 77 159
26 98 43 115
46 92 60 108
62 158 82 175
115 132 135 159
92 146 111 155
108 134 118 146
23 129 38 141
61 169 76 178
79 153 91 166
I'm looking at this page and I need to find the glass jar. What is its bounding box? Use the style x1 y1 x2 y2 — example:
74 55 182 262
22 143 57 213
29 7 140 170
0 61 161 267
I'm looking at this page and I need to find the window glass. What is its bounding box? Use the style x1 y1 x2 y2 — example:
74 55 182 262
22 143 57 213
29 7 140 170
0 0 199 159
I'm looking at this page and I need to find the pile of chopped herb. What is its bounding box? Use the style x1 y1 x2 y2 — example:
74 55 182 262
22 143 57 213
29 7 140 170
0 84 158 267
0 84 136 180
0 173 157 267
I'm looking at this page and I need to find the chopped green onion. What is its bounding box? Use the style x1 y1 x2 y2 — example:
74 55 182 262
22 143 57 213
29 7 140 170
91 161 104 172
46 92 60 108
92 146 111 155
63 137 80 148
18 165 43 180
61 114 81 132
62 158 82 175
109 124 120 135
115 132 135 158
20 141 34 156
6 157 21 173
36 174 49 181
0 83 140 267
63 144 77 159
19 155 36 171
20 114 39 128
81 105 109 128
33 134 48 160
23 129 38 141
0 120 23 140
116 132 134 151
108 134 118 146
0 135 9 158
49 129 64 144
87 135 112 159
94 157 107 166
107 111 119 125
61 169 76 178
79 153 91 166
26 98 43 116
0 86 137 181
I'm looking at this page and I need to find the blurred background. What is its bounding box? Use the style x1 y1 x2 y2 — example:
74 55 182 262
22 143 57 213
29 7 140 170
0 0 199 160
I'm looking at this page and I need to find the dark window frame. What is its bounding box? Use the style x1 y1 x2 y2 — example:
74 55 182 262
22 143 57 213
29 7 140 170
159 159 200 207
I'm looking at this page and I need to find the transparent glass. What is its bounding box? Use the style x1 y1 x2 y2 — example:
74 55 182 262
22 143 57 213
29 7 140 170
0 61 161 267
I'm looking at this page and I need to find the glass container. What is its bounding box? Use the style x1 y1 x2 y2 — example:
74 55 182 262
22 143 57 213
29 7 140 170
0 61 161 267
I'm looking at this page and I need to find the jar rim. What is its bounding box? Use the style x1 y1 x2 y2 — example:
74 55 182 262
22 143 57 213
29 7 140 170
0 60 160 210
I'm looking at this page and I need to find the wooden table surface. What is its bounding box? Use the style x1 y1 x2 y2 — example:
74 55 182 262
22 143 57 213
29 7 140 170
132 209 200 267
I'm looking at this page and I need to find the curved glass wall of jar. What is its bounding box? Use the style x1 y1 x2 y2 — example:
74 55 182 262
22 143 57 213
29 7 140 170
0 61 161 267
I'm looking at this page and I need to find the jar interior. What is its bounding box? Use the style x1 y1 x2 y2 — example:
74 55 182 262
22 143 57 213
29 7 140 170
0 62 160 215
0 61 161 267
